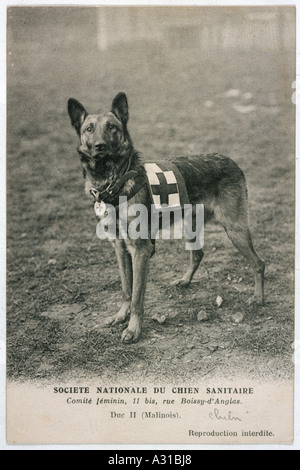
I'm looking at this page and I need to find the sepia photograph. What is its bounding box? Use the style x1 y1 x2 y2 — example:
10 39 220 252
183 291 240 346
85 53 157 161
5 3 296 445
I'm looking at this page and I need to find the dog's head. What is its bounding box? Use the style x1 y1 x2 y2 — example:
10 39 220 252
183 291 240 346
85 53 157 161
68 92 132 164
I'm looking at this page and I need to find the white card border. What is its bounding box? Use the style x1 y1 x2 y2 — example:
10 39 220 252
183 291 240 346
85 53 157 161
0 0 299 450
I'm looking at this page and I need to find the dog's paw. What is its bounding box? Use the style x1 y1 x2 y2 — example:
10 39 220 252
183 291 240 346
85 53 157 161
121 324 141 344
103 314 127 328
103 303 131 328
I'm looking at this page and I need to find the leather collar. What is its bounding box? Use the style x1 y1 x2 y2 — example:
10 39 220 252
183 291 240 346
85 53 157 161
90 169 147 206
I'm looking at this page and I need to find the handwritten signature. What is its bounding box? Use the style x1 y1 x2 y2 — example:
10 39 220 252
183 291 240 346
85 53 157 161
209 408 242 422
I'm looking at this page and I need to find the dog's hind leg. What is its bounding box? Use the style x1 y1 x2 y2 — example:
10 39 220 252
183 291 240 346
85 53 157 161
215 182 265 305
224 224 265 305
171 249 204 287
171 210 204 287
104 240 133 327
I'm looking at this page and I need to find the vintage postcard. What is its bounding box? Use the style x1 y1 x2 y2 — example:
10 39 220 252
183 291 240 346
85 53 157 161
5 4 296 445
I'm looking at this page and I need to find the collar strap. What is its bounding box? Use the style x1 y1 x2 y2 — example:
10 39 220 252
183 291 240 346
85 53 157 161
90 170 147 206
98 170 138 201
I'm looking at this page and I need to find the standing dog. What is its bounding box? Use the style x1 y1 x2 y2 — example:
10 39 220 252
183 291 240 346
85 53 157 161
68 92 265 343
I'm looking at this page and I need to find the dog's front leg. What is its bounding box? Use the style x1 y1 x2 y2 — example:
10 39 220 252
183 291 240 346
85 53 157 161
121 240 152 344
104 240 132 327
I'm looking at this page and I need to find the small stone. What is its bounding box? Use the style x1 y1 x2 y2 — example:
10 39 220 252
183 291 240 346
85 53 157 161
201 338 210 344
224 88 241 98
151 314 167 325
197 310 209 322
231 312 244 324
243 92 253 100
216 296 223 308
48 258 57 266
204 100 214 108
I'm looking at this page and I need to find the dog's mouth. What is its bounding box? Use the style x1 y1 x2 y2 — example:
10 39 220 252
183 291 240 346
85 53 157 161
94 149 110 159
95 144 108 154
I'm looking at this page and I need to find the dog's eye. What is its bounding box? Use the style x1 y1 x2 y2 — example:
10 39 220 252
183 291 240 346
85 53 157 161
107 123 116 131
86 126 93 133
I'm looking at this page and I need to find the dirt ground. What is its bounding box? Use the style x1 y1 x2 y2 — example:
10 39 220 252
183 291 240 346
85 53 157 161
6 9 295 384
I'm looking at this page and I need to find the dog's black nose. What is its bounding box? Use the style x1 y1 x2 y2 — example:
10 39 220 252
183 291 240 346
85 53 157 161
96 143 106 152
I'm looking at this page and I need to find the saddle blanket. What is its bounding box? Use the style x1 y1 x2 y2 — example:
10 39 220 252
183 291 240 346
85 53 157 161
144 161 190 212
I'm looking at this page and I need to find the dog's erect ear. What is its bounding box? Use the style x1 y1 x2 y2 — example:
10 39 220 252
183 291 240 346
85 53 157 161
68 98 88 135
111 92 129 124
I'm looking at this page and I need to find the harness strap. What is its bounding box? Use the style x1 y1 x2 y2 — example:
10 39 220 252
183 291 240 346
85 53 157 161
90 160 189 209
96 170 139 201
90 171 147 206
